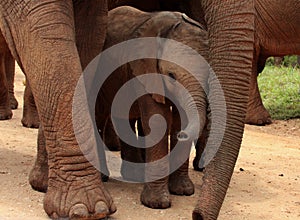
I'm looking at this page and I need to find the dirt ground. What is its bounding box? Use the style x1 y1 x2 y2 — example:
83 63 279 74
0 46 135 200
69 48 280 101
0 67 299 220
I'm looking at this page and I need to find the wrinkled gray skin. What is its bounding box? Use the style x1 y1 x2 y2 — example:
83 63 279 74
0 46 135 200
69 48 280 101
2 0 290 220
0 1 117 219
95 6 208 209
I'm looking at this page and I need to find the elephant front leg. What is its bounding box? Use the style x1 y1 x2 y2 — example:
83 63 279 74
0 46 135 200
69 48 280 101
120 118 146 182
169 108 194 196
139 96 171 209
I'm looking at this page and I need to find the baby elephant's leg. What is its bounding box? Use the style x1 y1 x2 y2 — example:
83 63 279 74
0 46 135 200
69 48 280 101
139 95 171 209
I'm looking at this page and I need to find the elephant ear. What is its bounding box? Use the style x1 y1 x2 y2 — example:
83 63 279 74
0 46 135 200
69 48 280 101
129 12 182 104
130 58 166 104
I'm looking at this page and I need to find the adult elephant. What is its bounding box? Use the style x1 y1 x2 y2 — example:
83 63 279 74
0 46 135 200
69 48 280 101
0 0 117 219
180 0 300 126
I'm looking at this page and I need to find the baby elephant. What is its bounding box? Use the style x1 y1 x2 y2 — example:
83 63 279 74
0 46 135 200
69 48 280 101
96 6 209 209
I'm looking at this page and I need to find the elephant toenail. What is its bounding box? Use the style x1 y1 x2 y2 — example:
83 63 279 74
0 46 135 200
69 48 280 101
51 212 59 219
69 204 89 218
95 201 109 215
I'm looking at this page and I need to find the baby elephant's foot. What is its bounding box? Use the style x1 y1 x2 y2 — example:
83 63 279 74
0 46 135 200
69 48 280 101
29 163 49 193
169 175 194 196
44 174 116 219
140 184 171 209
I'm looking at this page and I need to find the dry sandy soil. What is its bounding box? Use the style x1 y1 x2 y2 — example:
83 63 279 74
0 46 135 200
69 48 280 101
0 68 299 220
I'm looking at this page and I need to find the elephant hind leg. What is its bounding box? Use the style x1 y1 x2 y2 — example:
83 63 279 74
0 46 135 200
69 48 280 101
246 98 272 125
5 50 18 110
0 30 15 118
0 54 12 120
21 79 40 128
246 64 272 125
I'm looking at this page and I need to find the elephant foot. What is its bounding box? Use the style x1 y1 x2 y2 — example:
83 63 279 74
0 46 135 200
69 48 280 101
246 104 272 125
140 184 171 209
9 95 18 109
21 113 40 128
0 108 13 120
169 175 194 196
44 174 116 219
121 162 145 182
29 162 49 193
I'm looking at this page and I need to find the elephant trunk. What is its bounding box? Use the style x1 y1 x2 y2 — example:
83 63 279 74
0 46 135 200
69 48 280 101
176 89 207 143
193 1 255 219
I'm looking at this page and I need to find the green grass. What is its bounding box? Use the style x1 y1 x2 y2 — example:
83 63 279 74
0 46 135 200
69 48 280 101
258 66 300 120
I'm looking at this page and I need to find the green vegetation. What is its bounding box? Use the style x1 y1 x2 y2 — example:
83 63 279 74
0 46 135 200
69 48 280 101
258 64 300 120
266 55 300 67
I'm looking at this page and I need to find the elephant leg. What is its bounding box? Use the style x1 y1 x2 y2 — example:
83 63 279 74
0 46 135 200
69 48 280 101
115 117 145 182
4 49 18 109
94 113 110 182
169 107 194 196
0 1 115 219
0 53 12 119
139 96 171 209
0 33 12 120
21 78 40 128
246 57 272 125
103 116 121 151
29 126 48 193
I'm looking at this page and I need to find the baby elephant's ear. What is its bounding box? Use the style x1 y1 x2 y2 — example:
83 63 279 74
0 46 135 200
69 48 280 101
130 59 165 104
